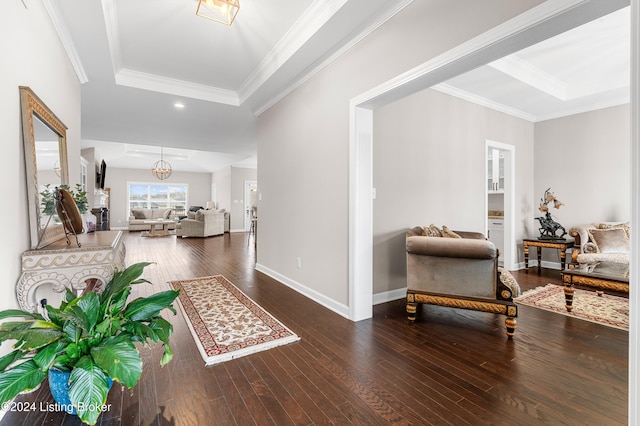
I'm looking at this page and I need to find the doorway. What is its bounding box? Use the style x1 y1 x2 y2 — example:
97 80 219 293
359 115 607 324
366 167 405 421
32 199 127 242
485 141 515 270
244 181 258 231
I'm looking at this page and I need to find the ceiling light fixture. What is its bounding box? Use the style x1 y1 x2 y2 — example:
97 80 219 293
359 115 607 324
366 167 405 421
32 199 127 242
196 0 240 26
152 147 172 180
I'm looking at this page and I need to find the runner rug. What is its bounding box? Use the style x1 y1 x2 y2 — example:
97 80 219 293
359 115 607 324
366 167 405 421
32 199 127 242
169 275 300 366
515 284 628 331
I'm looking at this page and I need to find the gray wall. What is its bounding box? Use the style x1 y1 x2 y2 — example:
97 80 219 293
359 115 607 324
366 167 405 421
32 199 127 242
533 104 630 263
372 89 534 294
256 0 544 308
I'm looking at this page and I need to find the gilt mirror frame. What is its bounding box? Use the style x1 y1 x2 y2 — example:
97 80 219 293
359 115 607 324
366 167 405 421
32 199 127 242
20 86 69 249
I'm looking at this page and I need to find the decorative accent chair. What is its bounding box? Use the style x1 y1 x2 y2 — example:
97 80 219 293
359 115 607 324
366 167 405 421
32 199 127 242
405 225 519 338
176 209 224 238
569 222 630 266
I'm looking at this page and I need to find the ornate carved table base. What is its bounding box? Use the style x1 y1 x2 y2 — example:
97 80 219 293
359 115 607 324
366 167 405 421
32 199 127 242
17 231 126 312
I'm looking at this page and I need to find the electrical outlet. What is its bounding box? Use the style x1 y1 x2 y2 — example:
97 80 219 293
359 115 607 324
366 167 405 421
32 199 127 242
296 257 302 269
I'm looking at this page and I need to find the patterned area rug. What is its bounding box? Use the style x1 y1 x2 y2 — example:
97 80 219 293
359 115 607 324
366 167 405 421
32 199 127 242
169 275 300 365
515 284 628 331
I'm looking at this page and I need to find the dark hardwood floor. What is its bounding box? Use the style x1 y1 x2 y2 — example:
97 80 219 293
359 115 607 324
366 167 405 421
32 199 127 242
2 232 628 425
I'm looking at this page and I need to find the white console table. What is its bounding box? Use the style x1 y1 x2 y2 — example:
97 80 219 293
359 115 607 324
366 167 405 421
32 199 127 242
17 230 126 312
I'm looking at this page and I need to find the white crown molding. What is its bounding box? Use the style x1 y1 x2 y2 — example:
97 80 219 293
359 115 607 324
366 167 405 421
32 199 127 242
535 95 630 122
116 68 240 105
238 0 350 104
252 0 414 116
432 83 538 122
44 0 88 84
101 0 122 75
488 54 569 100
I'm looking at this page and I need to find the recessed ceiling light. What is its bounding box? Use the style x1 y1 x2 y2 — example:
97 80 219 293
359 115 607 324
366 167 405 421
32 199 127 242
174 103 185 109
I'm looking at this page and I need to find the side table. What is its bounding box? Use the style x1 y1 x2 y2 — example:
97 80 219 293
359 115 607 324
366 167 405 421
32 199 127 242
523 237 574 272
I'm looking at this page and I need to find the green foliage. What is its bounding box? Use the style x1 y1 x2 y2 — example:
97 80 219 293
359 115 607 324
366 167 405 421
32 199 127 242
39 183 89 215
0 263 179 425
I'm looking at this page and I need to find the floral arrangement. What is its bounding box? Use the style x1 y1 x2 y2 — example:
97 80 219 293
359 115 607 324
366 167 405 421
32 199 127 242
538 188 563 213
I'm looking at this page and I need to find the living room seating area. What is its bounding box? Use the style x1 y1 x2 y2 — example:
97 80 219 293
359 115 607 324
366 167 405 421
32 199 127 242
128 208 177 231
405 225 520 337
569 222 630 265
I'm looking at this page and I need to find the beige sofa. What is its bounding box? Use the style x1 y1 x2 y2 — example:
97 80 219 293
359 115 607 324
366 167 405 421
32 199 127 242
569 222 630 265
176 209 224 238
405 225 520 337
128 208 177 231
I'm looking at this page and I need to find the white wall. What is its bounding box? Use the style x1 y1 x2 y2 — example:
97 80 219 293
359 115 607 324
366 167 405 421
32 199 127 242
257 0 544 308
106 167 212 228
372 88 534 294
534 104 631 263
0 1 81 351
213 167 231 212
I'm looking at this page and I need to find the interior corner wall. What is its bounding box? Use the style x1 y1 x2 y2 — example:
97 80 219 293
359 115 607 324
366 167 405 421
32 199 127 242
0 2 81 344
534 104 631 262
372 89 534 294
256 0 544 308
213 166 232 212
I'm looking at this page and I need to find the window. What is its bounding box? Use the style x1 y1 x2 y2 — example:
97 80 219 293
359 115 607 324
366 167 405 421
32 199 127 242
128 183 188 216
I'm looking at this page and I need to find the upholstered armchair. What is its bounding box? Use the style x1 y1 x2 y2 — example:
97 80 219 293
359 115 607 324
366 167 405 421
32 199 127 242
176 210 224 238
405 226 519 337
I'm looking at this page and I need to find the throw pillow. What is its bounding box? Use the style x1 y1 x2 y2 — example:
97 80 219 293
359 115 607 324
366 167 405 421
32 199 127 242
424 224 442 237
195 209 205 221
588 228 630 253
598 222 630 238
187 211 196 219
441 225 462 238
163 209 171 219
132 209 146 220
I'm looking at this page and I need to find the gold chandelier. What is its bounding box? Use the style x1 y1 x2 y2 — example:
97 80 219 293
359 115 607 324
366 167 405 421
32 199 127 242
196 0 240 26
152 147 172 180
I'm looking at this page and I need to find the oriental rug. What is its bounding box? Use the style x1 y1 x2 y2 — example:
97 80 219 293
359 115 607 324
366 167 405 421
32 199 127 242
515 284 628 331
169 275 300 366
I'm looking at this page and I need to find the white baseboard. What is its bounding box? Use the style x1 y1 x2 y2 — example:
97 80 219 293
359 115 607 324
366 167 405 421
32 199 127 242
255 263 349 319
373 287 406 305
230 228 247 233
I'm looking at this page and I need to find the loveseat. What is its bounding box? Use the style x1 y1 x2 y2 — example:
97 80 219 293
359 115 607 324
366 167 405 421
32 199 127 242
569 222 630 265
406 225 520 337
128 208 177 231
176 209 225 238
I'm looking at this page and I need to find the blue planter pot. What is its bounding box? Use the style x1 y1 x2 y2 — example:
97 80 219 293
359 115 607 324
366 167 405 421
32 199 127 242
48 369 113 415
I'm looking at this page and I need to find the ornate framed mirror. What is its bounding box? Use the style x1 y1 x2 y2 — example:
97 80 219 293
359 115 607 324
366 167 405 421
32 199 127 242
20 86 69 249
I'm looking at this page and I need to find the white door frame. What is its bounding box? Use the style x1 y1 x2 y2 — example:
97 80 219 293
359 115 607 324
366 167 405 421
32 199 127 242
349 0 630 322
485 140 516 270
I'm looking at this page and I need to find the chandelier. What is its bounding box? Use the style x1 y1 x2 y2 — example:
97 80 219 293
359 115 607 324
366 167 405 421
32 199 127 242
152 147 172 180
196 0 240 25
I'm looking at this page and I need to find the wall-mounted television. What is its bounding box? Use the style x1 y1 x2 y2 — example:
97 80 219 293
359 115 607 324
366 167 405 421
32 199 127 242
97 160 107 189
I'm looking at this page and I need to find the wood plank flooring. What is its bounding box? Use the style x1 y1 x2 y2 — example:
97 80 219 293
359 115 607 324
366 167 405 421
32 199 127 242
1 232 628 425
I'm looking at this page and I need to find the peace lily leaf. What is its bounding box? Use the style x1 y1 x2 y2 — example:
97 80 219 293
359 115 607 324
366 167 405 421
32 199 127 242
0 350 26 372
148 317 174 345
3 328 63 351
91 337 142 388
0 309 43 321
76 292 101 332
122 322 158 343
33 341 65 370
160 344 173 367
69 357 110 426
124 290 179 321
100 262 152 304
0 360 47 405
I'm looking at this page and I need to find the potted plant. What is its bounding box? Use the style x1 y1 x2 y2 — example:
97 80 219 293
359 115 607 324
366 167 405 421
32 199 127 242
0 262 179 425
